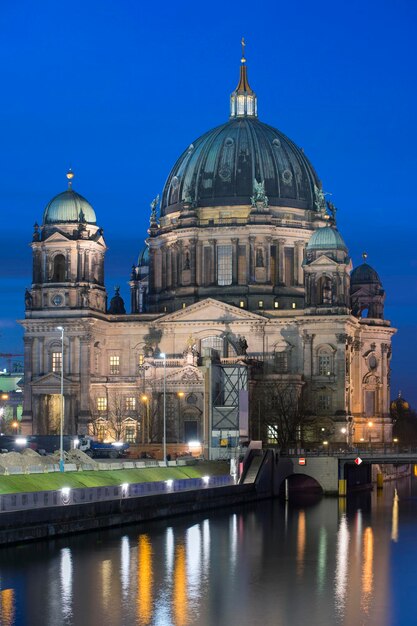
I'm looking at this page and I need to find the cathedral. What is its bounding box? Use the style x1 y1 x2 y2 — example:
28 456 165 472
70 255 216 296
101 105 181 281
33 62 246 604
20 50 396 456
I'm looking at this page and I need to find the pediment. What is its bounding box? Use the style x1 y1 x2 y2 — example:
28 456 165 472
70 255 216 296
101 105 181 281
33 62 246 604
43 231 71 243
307 255 339 268
31 372 72 388
157 298 266 324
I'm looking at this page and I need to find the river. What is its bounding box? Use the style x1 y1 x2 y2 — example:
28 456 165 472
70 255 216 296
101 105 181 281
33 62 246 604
1 474 417 626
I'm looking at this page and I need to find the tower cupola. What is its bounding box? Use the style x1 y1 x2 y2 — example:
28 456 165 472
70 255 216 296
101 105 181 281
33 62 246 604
230 38 257 118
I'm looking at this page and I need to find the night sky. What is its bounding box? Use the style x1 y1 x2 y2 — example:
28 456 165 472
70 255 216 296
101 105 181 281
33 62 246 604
0 1 416 402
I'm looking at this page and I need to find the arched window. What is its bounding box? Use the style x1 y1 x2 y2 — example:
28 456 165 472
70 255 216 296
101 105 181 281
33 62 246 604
317 275 333 305
52 254 66 282
316 345 335 376
201 336 224 357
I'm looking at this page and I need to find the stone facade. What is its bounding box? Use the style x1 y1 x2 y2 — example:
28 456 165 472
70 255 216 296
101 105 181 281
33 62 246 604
20 58 396 454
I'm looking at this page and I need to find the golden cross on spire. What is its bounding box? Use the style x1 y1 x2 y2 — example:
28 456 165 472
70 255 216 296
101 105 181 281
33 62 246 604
241 37 246 63
362 252 368 261
66 167 74 189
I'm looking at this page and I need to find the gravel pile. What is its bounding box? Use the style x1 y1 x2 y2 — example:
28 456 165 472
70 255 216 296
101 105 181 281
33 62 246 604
0 447 100 473
0 449 53 472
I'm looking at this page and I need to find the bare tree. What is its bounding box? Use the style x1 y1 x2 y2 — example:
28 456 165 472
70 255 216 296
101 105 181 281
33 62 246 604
251 378 306 449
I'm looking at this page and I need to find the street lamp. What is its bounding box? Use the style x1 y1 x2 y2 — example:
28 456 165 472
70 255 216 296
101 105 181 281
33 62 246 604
160 352 167 465
177 391 184 446
57 326 65 472
141 395 150 444
368 420 373 448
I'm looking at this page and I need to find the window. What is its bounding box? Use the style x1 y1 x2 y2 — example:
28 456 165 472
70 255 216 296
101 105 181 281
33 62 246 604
217 245 232 286
201 336 224 356
182 302 186 309
317 394 331 411
258 300 264 309
292 302 296 309
109 355 120 375
52 352 62 373
97 397 107 412
274 301 279 309
318 355 332 376
239 300 245 308
126 397 136 412
125 425 136 443
52 254 66 282
267 425 278 444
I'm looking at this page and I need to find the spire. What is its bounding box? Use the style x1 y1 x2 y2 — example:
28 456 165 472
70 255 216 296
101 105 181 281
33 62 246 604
66 168 74 189
230 38 257 118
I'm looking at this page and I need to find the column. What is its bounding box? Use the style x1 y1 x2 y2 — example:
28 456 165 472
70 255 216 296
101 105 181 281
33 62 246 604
177 241 183 287
78 334 91 431
265 236 272 283
248 236 255 283
278 238 285 285
231 238 239 285
190 238 197 285
295 241 304 286
196 241 203 286
208 239 217 284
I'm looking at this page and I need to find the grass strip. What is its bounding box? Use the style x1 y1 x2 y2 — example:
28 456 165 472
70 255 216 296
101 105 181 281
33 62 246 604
0 461 230 494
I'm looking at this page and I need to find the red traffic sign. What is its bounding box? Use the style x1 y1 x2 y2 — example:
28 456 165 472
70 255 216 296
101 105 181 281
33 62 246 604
299 458 306 465
354 457 363 465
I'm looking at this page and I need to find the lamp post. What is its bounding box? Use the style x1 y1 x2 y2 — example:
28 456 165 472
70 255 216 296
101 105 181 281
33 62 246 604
177 391 184 448
141 394 150 444
160 353 167 465
368 420 373 450
57 326 65 472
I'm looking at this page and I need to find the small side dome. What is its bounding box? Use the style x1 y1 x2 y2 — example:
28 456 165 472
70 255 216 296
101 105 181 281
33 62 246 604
137 246 149 268
108 287 126 315
43 190 97 225
351 263 381 285
307 226 348 252
390 392 410 417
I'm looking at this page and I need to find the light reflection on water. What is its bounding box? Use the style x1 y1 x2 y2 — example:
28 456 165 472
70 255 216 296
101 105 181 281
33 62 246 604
2 478 417 625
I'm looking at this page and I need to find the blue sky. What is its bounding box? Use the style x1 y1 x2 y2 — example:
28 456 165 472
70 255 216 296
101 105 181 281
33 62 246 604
0 0 416 402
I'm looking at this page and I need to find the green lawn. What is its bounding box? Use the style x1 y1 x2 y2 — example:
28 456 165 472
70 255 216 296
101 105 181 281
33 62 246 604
0 461 230 494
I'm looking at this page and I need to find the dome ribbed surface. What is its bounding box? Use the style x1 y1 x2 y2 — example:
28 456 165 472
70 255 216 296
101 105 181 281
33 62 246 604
161 117 321 216
43 190 96 225
137 246 149 267
351 263 381 285
307 226 348 251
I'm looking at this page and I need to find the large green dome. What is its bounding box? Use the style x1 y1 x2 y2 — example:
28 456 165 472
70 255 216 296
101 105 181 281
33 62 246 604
43 189 96 225
161 117 321 216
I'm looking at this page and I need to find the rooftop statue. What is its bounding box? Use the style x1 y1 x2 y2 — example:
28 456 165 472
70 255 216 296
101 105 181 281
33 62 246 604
251 179 268 209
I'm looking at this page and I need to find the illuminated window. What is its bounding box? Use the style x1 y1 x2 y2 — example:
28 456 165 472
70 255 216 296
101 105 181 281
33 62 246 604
217 245 233 286
267 425 278 444
274 301 279 309
258 300 264 309
138 354 144 367
318 355 332 376
239 300 245 308
292 302 296 309
126 397 136 411
52 352 62 373
109 355 120 375
97 397 107 412
182 302 186 309
124 425 136 443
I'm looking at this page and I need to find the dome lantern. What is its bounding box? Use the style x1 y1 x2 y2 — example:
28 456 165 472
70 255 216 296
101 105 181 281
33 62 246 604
230 38 257 118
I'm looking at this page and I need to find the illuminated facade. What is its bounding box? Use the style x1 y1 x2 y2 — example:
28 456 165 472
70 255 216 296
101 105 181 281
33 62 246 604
20 52 396 452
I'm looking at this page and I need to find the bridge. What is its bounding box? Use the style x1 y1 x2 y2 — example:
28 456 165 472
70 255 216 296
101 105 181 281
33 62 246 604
241 449 417 496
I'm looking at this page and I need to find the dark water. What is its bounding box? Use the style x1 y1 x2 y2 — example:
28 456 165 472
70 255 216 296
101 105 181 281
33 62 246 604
1 476 417 626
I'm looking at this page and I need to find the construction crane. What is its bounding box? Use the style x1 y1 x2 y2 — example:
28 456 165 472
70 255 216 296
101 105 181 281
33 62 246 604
0 353 24 373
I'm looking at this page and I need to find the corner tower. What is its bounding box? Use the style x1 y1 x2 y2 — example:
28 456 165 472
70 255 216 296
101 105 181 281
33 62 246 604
27 170 107 315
